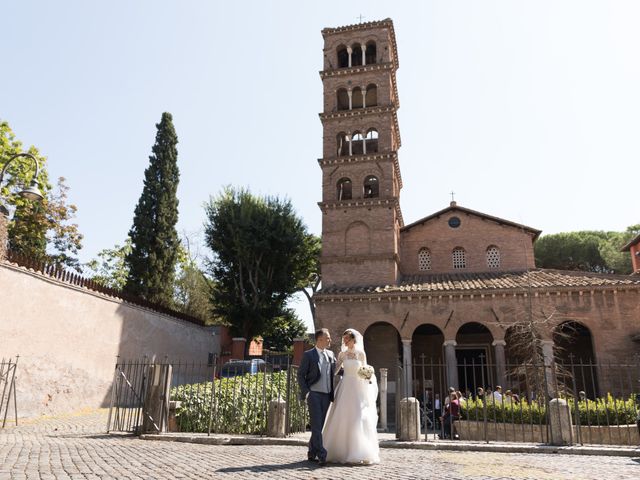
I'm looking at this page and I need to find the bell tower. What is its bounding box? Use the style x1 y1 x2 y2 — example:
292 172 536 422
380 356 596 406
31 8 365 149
318 19 403 288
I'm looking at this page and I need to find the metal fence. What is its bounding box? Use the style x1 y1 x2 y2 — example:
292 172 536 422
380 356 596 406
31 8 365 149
396 356 640 446
0 356 18 428
107 355 308 437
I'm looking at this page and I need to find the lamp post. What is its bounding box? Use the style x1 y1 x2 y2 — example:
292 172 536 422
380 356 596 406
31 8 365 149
0 153 45 260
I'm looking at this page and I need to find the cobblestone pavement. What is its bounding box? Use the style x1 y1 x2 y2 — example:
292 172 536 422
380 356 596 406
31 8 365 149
1 411 639 480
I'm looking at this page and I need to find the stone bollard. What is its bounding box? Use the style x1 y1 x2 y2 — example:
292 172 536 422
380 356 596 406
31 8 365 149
267 397 287 437
548 398 573 445
142 363 172 434
379 368 388 432
399 397 421 441
167 400 182 432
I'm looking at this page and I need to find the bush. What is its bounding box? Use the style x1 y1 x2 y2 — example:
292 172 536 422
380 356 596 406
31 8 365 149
460 394 637 426
170 370 308 434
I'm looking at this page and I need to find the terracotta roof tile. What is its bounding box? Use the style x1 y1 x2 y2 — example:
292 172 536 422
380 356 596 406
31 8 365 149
319 269 640 296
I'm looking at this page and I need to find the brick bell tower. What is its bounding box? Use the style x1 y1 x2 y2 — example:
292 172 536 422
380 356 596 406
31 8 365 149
318 19 403 288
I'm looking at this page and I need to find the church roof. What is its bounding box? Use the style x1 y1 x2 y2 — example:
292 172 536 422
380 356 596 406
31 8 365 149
621 232 640 251
401 203 542 240
319 269 640 296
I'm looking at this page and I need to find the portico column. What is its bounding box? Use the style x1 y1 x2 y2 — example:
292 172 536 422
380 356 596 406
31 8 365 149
347 89 353 110
540 340 557 397
347 46 353 68
443 340 459 390
401 339 413 398
492 339 507 388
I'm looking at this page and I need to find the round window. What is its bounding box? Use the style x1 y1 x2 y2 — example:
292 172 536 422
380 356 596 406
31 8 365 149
448 216 461 228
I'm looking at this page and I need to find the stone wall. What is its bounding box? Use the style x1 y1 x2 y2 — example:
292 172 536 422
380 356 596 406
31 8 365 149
0 262 219 418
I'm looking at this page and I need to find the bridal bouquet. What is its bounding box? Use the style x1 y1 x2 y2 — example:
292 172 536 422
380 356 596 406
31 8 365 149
357 364 374 381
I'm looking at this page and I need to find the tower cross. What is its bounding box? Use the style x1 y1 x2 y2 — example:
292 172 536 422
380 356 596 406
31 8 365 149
450 191 456 202
356 14 366 23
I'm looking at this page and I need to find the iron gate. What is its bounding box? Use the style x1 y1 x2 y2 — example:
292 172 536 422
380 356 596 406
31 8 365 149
0 356 18 428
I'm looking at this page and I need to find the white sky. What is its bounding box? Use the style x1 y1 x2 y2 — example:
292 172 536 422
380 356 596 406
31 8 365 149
2 1 639 331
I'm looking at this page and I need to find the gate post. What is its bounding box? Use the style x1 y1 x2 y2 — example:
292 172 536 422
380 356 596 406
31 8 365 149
142 363 172 434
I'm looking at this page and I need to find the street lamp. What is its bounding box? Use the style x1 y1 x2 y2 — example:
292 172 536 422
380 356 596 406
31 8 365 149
0 152 44 218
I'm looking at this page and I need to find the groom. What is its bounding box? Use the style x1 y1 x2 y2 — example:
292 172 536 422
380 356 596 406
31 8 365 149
297 328 335 465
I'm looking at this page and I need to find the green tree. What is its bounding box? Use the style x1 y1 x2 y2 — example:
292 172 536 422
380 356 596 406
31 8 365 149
261 309 307 353
124 113 180 306
297 234 321 327
204 187 317 341
84 239 132 289
1 120 83 269
534 229 634 274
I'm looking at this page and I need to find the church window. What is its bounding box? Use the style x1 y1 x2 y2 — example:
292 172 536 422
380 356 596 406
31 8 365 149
337 132 349 157
337 89 349 111
351 43 363 66
365 84 377 107
365 42 377 65
452 247 466 269
337 46 349 68
365 129 378 153
351 132 364 155
363 175 379 198
418 248 432 271
352 87 364 109
448 216 461 228
486 246 500 268
337 178 352 200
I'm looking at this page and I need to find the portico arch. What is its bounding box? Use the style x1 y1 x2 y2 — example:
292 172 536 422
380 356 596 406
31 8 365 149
554 321 598 397
455 322 495 395
364 322 400 422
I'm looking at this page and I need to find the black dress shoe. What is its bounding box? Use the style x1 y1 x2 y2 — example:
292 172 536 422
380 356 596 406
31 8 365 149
307 454 318 462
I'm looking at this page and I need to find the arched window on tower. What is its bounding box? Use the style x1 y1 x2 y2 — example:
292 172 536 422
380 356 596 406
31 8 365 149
337 46 349 68
363 175 379 198
351 131 364 155
352 87 363 109
337 88 349 111
452 247 466 269
365 41 377 65
365 84 377 107
418 248 432 271
337 177 352 201
336 132 349 157
365 129 378 153
351 43 363 66
486 246 501 269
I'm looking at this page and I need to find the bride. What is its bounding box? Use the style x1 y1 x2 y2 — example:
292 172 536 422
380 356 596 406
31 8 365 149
322 328 380 464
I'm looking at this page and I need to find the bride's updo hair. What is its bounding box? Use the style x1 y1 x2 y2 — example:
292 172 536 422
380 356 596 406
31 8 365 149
342 329 356 343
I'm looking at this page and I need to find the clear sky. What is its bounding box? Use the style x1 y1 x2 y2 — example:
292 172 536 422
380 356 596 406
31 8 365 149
3 1 639 332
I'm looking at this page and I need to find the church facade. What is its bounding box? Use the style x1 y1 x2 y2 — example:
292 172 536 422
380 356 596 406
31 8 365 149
315 19 640 401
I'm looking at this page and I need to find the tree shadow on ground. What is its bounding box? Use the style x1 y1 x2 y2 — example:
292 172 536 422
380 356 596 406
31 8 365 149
217 461 357 474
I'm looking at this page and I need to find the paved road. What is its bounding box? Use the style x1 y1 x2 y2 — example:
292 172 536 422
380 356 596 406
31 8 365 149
1 411 639 479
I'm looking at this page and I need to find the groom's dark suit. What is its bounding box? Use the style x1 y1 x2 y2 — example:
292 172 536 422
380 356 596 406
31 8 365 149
297 347 335 462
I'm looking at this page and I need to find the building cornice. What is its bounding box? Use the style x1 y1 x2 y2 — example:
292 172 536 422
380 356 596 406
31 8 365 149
317 151 403 190
317 197 403 224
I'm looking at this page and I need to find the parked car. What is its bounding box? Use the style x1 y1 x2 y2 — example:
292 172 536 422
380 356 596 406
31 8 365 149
219 359 269 378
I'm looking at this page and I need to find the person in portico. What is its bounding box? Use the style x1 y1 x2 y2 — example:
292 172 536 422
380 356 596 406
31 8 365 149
314 19 640 415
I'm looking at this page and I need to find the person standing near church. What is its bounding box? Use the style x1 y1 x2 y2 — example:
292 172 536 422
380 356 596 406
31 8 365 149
297 328 335 465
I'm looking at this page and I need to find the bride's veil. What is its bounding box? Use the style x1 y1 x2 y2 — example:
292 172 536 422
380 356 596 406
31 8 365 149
341 328 365 354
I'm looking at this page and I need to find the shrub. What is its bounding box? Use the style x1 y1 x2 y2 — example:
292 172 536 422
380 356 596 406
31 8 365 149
170 370 308 434
460 394 637 426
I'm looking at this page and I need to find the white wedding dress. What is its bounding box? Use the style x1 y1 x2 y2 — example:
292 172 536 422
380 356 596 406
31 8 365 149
322 349 380 464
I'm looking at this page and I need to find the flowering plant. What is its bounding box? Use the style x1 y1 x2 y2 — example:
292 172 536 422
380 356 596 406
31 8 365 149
357 364 374 381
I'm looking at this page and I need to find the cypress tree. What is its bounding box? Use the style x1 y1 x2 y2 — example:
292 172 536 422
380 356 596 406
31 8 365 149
124 112 180 306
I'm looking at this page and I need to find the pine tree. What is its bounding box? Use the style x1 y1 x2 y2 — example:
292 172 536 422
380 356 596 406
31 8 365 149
124 113 180 306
